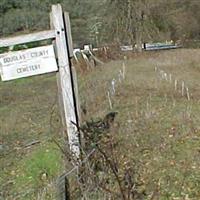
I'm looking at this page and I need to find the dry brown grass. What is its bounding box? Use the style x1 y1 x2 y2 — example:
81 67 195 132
77 48 200 199
0 48 200 199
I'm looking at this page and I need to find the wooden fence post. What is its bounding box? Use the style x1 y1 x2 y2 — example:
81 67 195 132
63 12 73 58
51 4 80 160
57 174 71 200
63 12 81 127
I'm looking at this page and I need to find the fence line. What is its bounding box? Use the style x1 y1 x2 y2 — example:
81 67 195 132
155 66 191 101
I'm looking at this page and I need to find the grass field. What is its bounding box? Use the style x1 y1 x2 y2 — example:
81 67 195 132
0 49 200 199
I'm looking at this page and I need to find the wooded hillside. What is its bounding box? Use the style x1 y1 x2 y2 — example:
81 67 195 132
0 0 199 47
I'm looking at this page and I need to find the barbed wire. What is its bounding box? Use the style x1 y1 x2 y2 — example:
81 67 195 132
59 148 96 178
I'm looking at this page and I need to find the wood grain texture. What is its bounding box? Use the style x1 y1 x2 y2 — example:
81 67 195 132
64 12 73 58
0 30 56 48
51 4 80 159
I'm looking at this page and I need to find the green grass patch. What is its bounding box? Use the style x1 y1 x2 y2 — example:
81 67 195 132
11 142 63 199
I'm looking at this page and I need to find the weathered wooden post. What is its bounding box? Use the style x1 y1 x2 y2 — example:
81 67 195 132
51 4 80 160
51 6 81 199
64 11 82 126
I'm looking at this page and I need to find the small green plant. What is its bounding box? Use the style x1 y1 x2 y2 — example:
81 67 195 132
14 143 63 191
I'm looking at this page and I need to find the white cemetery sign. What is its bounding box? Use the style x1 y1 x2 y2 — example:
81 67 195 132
0 45 57 81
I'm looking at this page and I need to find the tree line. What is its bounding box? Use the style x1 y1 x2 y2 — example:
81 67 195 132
0 0 199 48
